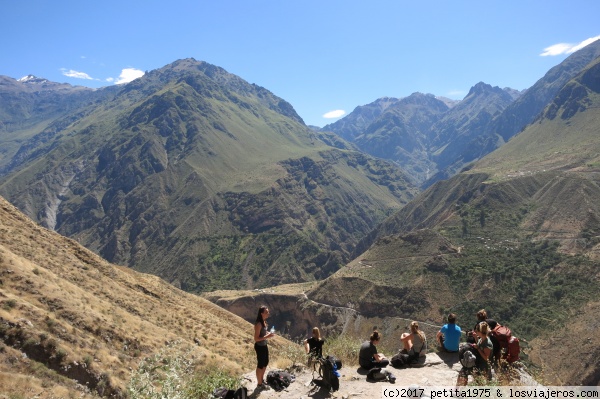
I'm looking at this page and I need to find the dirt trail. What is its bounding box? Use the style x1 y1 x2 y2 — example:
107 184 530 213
242 352 465 399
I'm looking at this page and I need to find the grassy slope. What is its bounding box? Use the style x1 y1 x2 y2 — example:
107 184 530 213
0 196 293 398
301 59 600 384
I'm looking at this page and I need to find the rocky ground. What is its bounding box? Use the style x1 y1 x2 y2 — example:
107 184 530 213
241 352 468 399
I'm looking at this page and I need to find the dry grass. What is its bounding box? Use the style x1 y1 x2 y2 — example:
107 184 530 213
0 196 295 397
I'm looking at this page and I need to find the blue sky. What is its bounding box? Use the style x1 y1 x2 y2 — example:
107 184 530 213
2 1 599 127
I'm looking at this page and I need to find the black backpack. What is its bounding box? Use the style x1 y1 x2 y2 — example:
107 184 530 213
211 387 247 399
366 367 387 381
312 356 339 392
325 354 343 370
391 352 410 368
266 370 295 392
459 344 477 369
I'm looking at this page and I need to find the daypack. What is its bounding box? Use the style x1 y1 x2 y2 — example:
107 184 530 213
459 344 476 369
505 336 520 363
391 352 410 368
266 370 295 392
490 324 520 363
391 342 423 369
312 356 339 391
326 354 343 370
490 325 512 347
211 387 247 399
367 367 387 381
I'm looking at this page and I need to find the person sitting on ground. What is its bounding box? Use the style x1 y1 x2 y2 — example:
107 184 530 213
304 327 324 363
456 321 493 386
467 309 497 343
359 330 390 370
470 309 499 364
436 313 462 353
400 321 428 358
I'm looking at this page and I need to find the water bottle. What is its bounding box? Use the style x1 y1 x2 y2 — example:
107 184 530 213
333 363 340 377
270 325 275 334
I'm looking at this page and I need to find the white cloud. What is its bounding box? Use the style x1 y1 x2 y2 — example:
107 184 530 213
541 35 600 56
323 110 346 119
61 68 94 80
114 68 145 85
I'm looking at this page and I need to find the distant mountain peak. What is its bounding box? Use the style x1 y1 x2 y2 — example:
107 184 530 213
18 75 49 84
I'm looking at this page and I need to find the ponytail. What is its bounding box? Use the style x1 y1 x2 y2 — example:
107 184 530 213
410 321 425 342
370 330 381 342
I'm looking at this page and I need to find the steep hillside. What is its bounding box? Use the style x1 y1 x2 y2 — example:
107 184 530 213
488 39 600 143
321 40 600 187
0 59 418 292
425 83 516 185
0 75 113 172
353 93 449 184
0 195 292 398
321 97 401 142
303 52 600 385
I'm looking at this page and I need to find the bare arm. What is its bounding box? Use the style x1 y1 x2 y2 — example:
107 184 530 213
473 342 491 360
254 323 274 343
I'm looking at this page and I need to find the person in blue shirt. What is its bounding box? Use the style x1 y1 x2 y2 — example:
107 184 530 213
436 313 462 352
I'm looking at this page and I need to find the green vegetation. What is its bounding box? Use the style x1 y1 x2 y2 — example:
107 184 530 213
128 341 242 399
0 59 417 292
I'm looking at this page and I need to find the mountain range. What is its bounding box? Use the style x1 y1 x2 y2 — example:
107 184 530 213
207 43 600 385
1 38 600 389
0 59 417 293
322 40 600 187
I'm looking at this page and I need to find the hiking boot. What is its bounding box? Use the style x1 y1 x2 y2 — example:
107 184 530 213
259 382 271 391
255 383 265 391
387 372 397 383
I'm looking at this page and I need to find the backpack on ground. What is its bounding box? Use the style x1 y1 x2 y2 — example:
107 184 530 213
326 354 343 370
391 345 422 369
366 367 388 381
312 356 339 392
211 387 247 399
459 344 476 369
266 370 295 392
391 352 410 368
490 324 520 364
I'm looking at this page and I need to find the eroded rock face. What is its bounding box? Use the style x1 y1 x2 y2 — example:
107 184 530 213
204 291 443 345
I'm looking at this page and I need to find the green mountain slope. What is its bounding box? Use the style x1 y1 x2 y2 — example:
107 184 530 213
0 59 418 291
305 53 600 385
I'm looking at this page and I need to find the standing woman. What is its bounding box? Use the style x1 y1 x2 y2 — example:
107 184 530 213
254 306 275 390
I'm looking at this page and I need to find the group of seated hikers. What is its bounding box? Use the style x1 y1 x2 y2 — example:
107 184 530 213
301 309 518 387
358 320 428 370
355 310 516 385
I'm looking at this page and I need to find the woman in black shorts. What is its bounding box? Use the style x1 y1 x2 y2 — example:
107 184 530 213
254 306 275 390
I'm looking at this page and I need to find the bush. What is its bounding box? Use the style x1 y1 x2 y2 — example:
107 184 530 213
2 299 17 311
184 368 241 399
128 340 240 399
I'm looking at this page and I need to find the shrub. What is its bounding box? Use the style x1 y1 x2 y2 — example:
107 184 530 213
322 333 362 367
2 299 17 311
271 342 306 369
128 340 240 399
184 368 241 399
